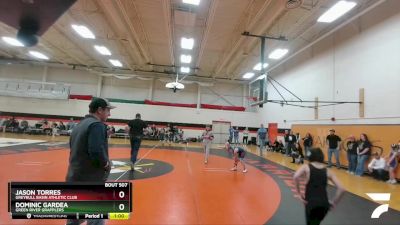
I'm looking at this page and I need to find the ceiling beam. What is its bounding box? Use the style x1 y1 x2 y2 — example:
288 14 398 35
212 0 275 77
162 0 175 66
53 12 113 69
0 57 250 85
129 0 153 63
195 0 218 71
226 2 288 79
0 25 71 66
72 4 140 70
114 0 151 65
37 42 71 66
230 0 361 79
88 0 140 71
40 30 90 67
0 49 13 58
227 0 333 79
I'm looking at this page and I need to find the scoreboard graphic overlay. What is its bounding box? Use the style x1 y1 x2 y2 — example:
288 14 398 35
8 182 132 220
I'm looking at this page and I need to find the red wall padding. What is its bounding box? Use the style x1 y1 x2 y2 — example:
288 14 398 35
69 95 93 100
144 100 245 111
144 100 197 108
201 104 246 111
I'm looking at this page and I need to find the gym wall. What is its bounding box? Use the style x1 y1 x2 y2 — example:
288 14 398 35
260 0 400 128
0 64 260 128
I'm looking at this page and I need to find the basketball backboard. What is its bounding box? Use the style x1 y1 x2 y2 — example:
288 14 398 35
248 75 267 106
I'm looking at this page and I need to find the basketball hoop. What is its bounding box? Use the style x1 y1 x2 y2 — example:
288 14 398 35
248 74 266 107
247 96 259 109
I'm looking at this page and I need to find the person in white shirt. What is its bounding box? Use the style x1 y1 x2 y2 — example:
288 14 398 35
202 125 214 164
368 152 388 181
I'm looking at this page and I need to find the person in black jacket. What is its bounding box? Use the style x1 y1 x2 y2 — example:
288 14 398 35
127 113 147 170
65 97 115 225
285 130 297 156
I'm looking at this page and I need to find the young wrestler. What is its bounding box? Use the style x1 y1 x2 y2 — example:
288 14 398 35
225 142 247 173
294 148 344 225
202 125 214 164
387 143 399 184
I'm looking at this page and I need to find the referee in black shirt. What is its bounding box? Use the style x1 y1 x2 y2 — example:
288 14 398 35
127 113 147 170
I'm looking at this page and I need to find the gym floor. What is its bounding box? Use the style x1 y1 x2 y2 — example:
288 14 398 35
0 133 399 225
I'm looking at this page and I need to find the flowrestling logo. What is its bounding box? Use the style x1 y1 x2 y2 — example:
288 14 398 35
366 193 391 219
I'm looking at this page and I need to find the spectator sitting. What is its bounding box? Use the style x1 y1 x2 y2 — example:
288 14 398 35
368 152 388 181
1 119 10 130
9 117 16 126
67 118 76 130
291 143 304 164
145 126 152 138
19 120 29 133
8 117 19 131
270 139 278 151
58 121 66 130
272 140 284 153
35 120 43 129
42 121 52 135
179 129 184 141
51 122 59 136
111 126 116 134
106 125 113 137
159 128 165 141
151 125 156 137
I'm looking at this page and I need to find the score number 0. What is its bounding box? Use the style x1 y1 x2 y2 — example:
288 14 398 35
118 191 125 211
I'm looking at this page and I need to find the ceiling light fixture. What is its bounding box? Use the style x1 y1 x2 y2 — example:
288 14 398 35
71 25 95 39
182 0 201 6
2 37 24 47
253 63 269 71
242 72 255 79
180 54 192 63
181 37 194 50
269 48 289 59
317 1 357 23
94 45 111 55
109 59 123 67
181 67 190 73
29 51 49 60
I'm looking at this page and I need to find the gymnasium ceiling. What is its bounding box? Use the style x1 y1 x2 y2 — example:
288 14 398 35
0 0 378 82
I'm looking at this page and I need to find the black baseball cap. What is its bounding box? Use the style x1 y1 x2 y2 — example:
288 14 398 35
89 97 116 111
